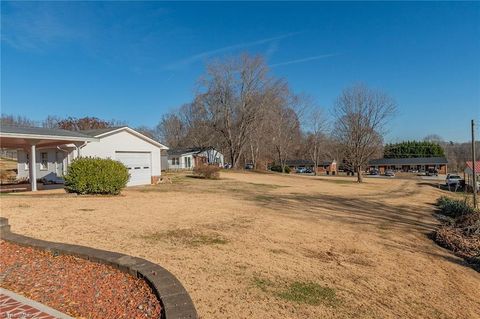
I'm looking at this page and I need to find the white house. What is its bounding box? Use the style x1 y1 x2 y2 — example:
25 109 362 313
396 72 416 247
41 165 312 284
165 147 224 170
7 126 168 188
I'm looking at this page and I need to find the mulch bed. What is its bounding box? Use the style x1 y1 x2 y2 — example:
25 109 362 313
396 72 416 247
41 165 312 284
0 240 161 318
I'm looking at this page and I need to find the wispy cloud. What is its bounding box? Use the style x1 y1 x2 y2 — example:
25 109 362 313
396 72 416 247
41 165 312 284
165 32 302 70
1 2 89 51
270 53 339 68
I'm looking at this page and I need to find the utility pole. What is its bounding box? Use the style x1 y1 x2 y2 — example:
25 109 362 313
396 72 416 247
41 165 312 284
472 119 477 208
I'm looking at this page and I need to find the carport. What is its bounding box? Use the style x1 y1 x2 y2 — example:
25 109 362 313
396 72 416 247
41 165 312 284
0 126 97 191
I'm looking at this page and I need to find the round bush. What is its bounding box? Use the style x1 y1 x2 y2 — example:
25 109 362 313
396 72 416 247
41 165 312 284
64 157 129 195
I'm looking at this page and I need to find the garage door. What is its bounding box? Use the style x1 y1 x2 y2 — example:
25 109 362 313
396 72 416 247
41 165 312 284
115 152 151 186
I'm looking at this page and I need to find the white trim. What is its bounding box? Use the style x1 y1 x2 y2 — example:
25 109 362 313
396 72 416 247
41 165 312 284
92 127 168 149
0 132 97 142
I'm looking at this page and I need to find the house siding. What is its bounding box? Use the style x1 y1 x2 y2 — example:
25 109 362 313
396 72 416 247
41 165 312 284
80 130 162 177
17 149 67 180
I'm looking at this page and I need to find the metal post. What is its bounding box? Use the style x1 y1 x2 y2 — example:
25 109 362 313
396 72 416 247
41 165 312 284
472 119 477 208
30 143 37 192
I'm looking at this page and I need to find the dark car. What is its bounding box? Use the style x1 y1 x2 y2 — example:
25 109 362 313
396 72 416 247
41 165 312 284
426 169 438 176
245 163 254 170
369 169 380 175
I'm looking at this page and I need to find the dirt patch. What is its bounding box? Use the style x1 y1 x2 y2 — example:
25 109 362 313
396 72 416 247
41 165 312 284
0 240 161 319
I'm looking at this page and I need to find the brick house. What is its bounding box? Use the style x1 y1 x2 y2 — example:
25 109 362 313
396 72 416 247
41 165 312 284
368 157 448 174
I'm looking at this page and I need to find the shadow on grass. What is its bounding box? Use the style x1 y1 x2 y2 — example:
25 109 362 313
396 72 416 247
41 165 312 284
251 192 437 233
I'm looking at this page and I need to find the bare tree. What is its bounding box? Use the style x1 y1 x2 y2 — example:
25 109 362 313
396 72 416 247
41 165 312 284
304 108 327 175
268 91 303 172
0 114 36 127
197 54 276 168
333 84 397 182
156 112 186 148
42 115 62 129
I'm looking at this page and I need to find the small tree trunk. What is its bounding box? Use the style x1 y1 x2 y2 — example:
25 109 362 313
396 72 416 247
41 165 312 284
356 166 363 183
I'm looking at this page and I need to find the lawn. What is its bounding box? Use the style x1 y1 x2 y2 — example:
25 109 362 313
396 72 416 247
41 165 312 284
1 171 480 318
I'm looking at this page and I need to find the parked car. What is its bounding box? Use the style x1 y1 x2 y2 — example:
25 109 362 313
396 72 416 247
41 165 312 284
369 169 380 175
445 174 462 186
296 167 307 173
304 168 313 174
426 169 439 176
384 170 395 177
245 163 254 170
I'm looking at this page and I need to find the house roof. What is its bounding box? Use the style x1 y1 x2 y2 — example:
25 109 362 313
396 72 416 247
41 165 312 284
0 125 97 149
465 161 480 173
80 126 168 149
167 147 207 156
0 125 94 139
369 157 448 166
80 127 126 137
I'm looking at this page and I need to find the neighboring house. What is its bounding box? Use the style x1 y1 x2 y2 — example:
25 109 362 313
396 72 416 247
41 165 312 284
368 157 448 174
285 159 338 175
464 160 480 192
165 147 224 170
10 126 168 187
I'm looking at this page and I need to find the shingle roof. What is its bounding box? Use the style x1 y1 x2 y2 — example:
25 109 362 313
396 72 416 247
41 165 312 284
0 125 93 139
80 126 127 137
369 157 448 166
167 147 205 156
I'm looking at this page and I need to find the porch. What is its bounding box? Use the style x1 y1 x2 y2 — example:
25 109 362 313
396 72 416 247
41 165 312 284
0 126 96 191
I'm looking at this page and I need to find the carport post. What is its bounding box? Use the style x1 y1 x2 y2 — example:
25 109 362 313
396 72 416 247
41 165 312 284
29 142 38 192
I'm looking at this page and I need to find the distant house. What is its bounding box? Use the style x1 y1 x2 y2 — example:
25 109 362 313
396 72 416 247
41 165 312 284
368 157 448 174
285 159 337 175
464 161 480 192
165 147 224 170
8 126 168 188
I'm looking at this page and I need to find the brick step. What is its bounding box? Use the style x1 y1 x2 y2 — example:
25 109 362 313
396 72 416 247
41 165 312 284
0 217 10 234
0 217 9 227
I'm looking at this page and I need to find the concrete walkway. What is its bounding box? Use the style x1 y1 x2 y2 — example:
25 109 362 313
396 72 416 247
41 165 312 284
0 288 74 319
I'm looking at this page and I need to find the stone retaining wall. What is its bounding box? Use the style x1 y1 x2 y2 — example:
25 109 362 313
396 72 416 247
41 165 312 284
0 217 197 319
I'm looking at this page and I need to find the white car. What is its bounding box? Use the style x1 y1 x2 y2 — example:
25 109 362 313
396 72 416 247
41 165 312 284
445 174 462 186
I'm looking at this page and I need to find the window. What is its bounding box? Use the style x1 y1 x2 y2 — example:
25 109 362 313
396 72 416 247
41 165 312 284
40 152 48 170
172 157 179 165
185 157 191 168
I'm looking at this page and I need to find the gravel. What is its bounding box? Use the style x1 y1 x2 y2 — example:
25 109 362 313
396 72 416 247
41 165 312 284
0 240 161 318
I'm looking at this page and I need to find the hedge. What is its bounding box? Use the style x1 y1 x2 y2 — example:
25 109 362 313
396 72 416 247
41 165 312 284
64 157 129 195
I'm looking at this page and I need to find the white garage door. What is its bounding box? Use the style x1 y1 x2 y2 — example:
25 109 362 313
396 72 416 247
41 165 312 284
115 152 152 186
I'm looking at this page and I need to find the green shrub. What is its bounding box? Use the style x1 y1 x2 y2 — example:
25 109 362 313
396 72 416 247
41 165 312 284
270 165 291 174
436 196 476 218
193 164 221 179
64 157 129 195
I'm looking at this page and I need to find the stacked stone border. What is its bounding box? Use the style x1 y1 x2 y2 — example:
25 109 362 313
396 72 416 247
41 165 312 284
0 217 197 319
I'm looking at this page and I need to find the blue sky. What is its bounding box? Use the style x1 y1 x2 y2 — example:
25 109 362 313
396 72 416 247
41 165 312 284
1 1 479 142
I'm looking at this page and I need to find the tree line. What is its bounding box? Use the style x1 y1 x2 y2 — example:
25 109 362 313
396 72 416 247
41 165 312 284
384 141 445 158
4 53 476 181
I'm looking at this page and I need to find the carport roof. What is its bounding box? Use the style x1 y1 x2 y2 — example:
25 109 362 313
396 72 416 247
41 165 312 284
0 125 97 149
0 125 94 139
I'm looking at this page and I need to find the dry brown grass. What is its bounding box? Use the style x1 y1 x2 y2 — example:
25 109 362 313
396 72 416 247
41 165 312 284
0 158 17 184
2 171 480 318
